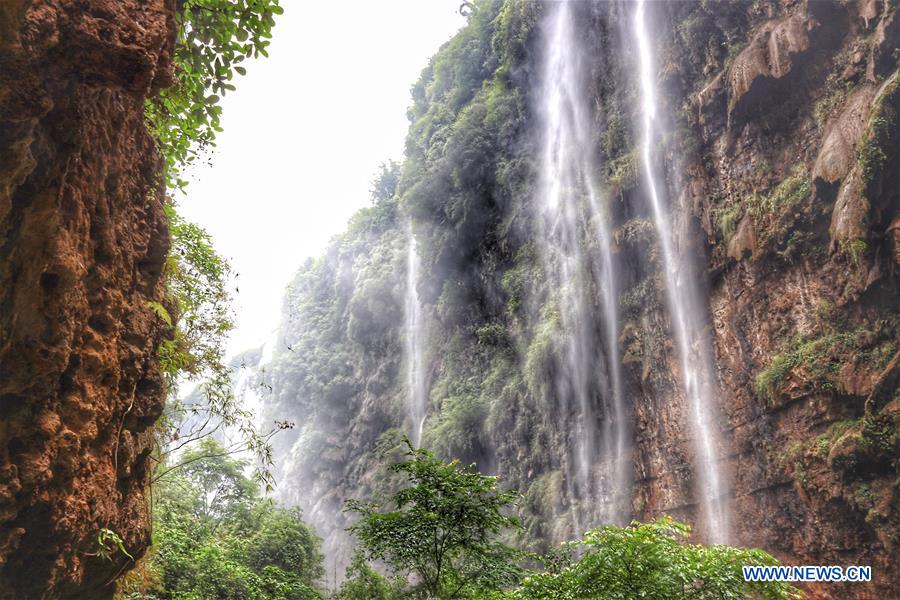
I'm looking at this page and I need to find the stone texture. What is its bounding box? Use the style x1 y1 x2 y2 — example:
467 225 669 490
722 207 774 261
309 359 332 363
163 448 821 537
0 1 174 597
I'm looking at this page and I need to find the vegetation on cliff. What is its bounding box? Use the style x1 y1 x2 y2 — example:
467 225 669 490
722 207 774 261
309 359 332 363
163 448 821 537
147 0 289 488
245 0 899 595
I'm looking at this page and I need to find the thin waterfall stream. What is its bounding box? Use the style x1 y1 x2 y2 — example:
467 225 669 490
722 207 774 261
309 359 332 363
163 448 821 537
404 228 427 446
538 1 629 531
633 0 729 543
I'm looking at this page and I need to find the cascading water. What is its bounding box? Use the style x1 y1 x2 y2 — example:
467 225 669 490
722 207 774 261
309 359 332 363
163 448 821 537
537 1 629 530
633 0 729 543
404 228 427 446
234 330 279 429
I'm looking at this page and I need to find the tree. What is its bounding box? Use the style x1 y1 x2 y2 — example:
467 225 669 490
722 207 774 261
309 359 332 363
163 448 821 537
244 506 325 582
345 442 524 599
176 438 258 523
120 441 323 599
500 517 801 600
369 160 401 204
335 552 405 600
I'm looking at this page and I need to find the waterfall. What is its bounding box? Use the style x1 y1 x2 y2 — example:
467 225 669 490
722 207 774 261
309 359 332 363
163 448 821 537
633 0 729 543
537 1 629 530
404 228 427 446
234 330 279 426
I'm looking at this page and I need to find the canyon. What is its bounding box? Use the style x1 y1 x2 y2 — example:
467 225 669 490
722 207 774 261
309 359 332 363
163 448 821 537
0 0 897 598
249 1 898 597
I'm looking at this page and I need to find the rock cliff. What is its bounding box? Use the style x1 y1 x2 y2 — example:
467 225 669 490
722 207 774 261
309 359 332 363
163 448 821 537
0 1 173 596
236 1 898 597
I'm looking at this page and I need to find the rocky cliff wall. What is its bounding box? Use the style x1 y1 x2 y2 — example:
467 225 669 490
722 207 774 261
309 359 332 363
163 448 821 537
0 1 173 596
250 1 897 596
681 1 899 597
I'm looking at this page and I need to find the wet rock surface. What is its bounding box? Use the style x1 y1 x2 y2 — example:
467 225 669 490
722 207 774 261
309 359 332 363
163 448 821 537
690 1 899 596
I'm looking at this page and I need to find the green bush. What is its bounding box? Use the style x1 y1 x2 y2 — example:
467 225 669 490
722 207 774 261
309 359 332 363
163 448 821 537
120 440 324 599
752 323 896 403
498 517 800 600
712 165 811 253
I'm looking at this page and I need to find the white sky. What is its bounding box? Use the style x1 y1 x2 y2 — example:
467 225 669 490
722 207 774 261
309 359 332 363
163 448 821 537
178 1 465 356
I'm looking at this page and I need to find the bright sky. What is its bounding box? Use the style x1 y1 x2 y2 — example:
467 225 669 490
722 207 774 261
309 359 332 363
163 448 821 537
178 1 466 356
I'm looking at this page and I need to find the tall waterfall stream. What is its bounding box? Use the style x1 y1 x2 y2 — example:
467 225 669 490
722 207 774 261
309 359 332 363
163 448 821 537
633 0 729 542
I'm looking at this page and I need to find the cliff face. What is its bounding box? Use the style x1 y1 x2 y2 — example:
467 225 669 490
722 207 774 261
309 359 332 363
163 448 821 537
687 1 900 596
247 0 897 596
646 1 899 597
0 1 173 596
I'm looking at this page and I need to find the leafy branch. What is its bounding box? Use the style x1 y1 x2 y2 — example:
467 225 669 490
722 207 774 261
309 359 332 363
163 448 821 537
147 0 283 190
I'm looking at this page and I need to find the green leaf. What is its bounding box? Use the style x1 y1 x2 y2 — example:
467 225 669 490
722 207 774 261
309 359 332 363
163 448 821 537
147 301 173 327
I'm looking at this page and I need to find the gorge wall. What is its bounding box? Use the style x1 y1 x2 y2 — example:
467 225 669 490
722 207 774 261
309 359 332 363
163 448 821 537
0 0 174 597
244 0 898 597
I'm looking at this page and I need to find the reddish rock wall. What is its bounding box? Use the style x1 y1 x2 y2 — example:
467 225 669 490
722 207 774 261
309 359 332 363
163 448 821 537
679 1 899 596
0 1 174 596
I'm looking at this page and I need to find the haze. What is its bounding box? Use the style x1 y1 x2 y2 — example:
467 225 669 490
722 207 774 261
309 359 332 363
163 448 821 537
177 1 466 355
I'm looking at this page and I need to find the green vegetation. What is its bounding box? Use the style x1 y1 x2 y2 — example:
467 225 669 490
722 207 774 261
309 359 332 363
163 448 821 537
341 446 796 600
157 204 232 388
524 304 561 397
147 0 283 189
96 528 134 563
346 161 402 237
839 238 868 271
335 553 405 600
146 0 286 494
812 46 860 130
154 202 285 490
500 518 798 600
745 165 811 250
857 75 899 189
813 419 858 459
711 202 743 245
607 148 640 193
121 440 322 599
501 243 539 319
129 3 871 597
139 5 299 595
753 320 898 403
146 0 286 475
669 1 754 94
345 443 523 599
712 165 811 254
827 416 894 475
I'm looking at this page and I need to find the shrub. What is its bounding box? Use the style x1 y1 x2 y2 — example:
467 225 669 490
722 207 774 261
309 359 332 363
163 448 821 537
499 517 800 600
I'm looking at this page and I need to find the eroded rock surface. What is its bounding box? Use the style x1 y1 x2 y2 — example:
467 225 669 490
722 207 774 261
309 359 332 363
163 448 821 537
691 2 899 597
0 1 173 597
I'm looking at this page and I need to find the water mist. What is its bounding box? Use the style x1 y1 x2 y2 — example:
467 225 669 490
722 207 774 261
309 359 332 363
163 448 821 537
537 1 629 531
633 0 729 543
